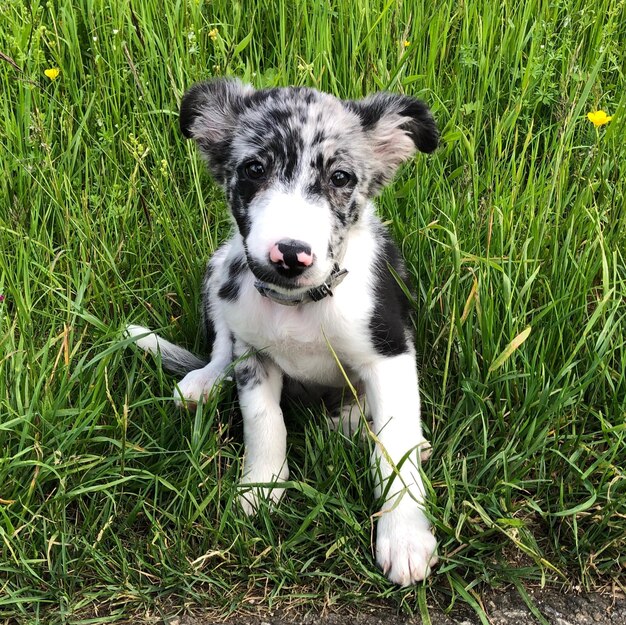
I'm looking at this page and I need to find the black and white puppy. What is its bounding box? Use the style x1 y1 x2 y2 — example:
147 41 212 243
127 78 439 586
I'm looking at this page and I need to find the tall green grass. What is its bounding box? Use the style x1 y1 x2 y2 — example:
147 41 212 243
1 0 625 622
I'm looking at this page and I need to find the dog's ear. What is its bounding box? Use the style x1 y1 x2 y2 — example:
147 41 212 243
179 78 254 182
346 93 438 190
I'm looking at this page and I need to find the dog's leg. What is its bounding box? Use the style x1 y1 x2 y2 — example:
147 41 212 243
328 397 370 437
173 324 232 407
234 344 289 515
360 353 437 586
174 252 234 407
328 400 432 461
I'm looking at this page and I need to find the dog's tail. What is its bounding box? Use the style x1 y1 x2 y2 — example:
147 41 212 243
125 324 208 376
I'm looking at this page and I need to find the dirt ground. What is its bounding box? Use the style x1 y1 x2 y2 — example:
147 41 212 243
176 589 626 625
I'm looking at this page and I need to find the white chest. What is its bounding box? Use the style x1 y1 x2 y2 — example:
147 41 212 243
221 281 370 386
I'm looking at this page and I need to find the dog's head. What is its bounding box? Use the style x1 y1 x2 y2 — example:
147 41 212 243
180 78 437 293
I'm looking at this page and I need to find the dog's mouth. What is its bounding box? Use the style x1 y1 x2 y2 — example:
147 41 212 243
245 254 348 305
245 255 318 292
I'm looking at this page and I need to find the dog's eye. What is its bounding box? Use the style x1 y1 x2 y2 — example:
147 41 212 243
329 170 352 188
244 161 266 180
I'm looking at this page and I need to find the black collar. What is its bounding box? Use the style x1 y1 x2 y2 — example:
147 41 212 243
254 263 348 306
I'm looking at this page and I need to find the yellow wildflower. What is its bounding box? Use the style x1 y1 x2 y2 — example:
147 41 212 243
44 67 60 80
403 40 411 48
208 28 219 41
587 110 612 127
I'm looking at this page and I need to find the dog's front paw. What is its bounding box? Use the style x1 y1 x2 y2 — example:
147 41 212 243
238 463 290 515
376 507 438 586
174 367 224 408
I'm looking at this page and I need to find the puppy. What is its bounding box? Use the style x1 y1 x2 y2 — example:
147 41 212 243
127 78 439 585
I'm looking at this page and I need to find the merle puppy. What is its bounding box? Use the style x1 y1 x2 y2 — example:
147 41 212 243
127 78 439 586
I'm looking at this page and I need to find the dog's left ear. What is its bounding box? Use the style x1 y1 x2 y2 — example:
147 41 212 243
346 93 438 188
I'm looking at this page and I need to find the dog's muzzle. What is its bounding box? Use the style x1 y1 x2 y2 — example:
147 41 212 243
254 263 348 306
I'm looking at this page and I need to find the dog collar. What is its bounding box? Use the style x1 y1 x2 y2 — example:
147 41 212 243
254 263 349 306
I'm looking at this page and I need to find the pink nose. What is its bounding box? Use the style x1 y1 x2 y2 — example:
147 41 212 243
269 239 314 269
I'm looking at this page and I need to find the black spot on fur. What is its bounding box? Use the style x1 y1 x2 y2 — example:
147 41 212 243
347 199 359 224
218 280 239 301
217 255 248 301
262 127 303 183
307 177 322 196
326 155 338 169
312 129 326 145
282 133 301 181
230 195 252 239
235 364 261 389
200 261 216 350
330 204 347 226
229 255 248 277
369 233 411 356
301 89 315 105
268 107 291 127
248 88 278 106
233 350 269 390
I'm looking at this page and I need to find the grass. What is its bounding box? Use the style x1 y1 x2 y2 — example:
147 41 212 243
1 0 625 622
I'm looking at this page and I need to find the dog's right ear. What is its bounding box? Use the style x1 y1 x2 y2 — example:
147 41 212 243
179 78 254 183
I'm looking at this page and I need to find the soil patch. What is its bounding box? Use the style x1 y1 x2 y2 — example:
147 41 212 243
176 589 626 625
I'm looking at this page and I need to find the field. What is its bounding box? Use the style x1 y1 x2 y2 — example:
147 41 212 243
1 0 625 622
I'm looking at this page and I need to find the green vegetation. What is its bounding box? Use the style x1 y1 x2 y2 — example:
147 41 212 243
1 0 625 622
